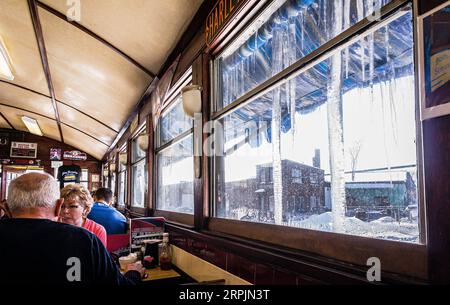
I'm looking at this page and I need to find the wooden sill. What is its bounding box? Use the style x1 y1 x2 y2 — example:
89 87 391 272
155 210 194 227
207 218 427 280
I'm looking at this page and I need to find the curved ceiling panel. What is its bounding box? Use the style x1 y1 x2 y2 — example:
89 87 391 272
58 102 117 146
0 114 11 129
0 82 55 119
39 8 152 132
0 105 61 142
0 0 49 95
39 0 203 73
61 124 109 160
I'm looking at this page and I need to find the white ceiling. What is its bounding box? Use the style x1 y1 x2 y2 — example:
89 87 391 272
0 0 203 159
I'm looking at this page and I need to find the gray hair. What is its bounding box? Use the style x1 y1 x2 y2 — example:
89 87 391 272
7 172 60 212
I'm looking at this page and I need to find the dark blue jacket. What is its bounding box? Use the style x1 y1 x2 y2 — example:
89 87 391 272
88 202 128 235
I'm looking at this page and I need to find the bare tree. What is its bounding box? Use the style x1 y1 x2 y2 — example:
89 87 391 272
348 140 362 182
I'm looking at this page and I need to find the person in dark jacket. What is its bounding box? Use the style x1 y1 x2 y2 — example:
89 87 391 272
89 188 128 234
0 172 143 285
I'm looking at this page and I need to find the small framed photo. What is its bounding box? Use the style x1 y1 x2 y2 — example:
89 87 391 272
418 1 450 120
50 148 62 161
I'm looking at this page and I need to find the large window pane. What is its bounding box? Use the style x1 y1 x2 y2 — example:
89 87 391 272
156 135 194 214
215 0 393 110
159 97 193 146
131 159 147 208
214 9 419 243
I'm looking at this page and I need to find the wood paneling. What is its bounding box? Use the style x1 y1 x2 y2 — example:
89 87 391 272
0 129 101 184
419 0 447 15
423 115 450 283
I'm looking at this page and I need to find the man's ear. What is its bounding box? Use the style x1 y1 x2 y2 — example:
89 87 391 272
54 198 64 218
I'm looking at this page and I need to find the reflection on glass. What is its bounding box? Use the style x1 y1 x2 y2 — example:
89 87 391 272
118 170 127 206
110 173 116 197
215 9 419 243
159 97 193 146
157 135 194 214
132 160 147 208
216 0 393 110
81 169 89 181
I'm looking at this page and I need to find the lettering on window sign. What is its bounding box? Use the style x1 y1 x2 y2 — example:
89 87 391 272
366 257 381 282
66 0 81 22
205 0 247 46
66 257 81 282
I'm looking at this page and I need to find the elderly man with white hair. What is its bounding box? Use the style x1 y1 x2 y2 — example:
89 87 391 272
0 172 142 285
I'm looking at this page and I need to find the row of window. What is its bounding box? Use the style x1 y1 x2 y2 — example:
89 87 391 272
105 0 421 245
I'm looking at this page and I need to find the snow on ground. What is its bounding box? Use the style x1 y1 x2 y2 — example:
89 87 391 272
291 212 419 243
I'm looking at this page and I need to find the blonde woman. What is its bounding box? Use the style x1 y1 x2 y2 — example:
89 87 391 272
60 184 107 247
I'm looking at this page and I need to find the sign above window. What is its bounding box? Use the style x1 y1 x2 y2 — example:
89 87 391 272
10 142 37 159
205 0 250 47
63 150 87 161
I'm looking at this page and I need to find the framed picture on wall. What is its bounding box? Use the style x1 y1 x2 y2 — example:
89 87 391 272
418 0 450 120
50 148 61 161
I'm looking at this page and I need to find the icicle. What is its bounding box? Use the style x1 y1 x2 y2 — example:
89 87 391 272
271 23 284 225
299 8 305 52
344 0 351 78
379 81 393 185
323 0 328 38
369 32 375 102
240 60 245 97
327 0 346 233
357 0 365 82
288 16 297 142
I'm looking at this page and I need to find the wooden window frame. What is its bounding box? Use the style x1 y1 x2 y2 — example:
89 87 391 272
202 0 427 279
153 68 195 226
129 125 148 215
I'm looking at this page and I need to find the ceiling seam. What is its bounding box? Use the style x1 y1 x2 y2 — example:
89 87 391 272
0 103 110 147
103 77 158 159
60 122 110 147
36 0 157 79
0 80 119 134
28 0 64 143
0 112 16 130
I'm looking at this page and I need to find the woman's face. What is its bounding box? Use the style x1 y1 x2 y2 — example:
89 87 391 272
59 196 87 226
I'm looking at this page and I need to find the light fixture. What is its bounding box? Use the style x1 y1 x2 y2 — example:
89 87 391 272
21 116 43 136
181 85 202 118
119 152 127 165
0 36 14 81
137 133 149 152
109 162 116 172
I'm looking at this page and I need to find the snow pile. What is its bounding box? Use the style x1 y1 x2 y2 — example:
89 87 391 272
292 212 419 243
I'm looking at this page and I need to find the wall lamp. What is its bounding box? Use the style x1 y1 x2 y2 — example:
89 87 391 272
137 133 149 152
119 152 128 166
181 85 202 118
